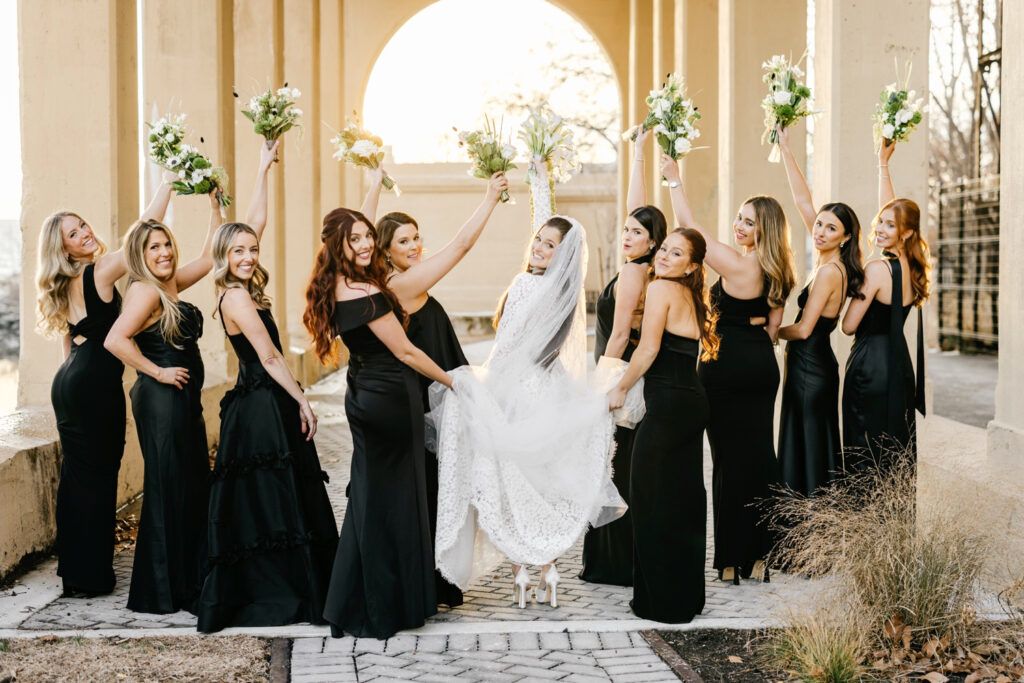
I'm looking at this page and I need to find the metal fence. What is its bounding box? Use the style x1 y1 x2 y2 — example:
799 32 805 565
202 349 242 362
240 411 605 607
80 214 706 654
936 176 999 353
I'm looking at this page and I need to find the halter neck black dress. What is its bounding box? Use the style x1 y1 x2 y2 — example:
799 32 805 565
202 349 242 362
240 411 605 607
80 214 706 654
630 332 707 622
51 264 126 595
697 280 779 575
580 252 651 586
196 299 338 632
127 300 210 614
406 295 466 608
778 264 844 496
842 257 926 471
323 293 436 639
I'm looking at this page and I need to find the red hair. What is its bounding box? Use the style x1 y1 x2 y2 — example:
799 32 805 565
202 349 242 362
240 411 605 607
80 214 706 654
874 198 931 306
303 208 405 364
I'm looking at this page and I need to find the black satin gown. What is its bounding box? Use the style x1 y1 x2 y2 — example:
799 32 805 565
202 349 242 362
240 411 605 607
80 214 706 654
50 264 126 595
697 280 779 573
127 300 210 614
196 301 339 632
631 333 707 623
580 253 651 586
778 272 843 496
323 293 436 639
843 257 925 471
407 295 466 608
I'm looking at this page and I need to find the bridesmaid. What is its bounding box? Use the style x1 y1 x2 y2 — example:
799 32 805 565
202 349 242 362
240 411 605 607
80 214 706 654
360 168 508 608
776 125 865 494
196 142 339 632
35 173 176 597
607 228 717 623
581 127 666 587
304 208 453 640
663 154 796 584
841 140 929 470
104 193 221 614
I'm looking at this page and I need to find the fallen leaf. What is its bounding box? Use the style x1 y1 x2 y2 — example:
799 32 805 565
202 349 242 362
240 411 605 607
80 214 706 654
994 676 1011 683
38 635 58 642
922 672 949 683
727 655 743 663
964 673 983 683
923 637 941 658
973 643 1001 656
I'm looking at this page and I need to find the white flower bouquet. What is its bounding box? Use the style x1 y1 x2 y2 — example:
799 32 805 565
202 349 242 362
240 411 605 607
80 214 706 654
456 116 517 203
239 84 302 145
329 114 399 194
872 61 925 152
147 112 231 207
624 73 703 161
518 106 581 185
761 54 815 162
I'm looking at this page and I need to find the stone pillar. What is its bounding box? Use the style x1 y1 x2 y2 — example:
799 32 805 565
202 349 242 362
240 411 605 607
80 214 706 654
679 0 718 231
17 0 139 408
651 0 676 213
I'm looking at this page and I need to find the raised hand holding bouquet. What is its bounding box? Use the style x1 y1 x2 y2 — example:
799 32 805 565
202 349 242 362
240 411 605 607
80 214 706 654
626 73 703 163
518 107 580 228
147 112 232 208
872 61 925 152
456 116 516 203
330 114 399 195
240 84 302 150
761 54 815 162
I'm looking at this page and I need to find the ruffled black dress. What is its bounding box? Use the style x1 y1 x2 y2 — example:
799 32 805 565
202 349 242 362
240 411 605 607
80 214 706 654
196 300 338 632
127 301 209 614
323 293 436 639
51 264 126 595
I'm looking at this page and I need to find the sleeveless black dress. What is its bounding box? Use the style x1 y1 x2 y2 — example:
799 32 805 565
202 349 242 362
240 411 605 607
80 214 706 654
51 264 126 595
842 257 925 471
580 253 651 586
777 266 844 496
407 295 466 608
630 333 707 623
323 293 436 639
127 300 210 614
196 300 339 632
697 280 779 573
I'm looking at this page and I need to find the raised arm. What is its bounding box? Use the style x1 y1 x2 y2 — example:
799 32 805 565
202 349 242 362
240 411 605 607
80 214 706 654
367 311 453 388
625 127 651 213
104 283 190 388
175 191 221 292
607 280 670 409
140 169 179 223
246 140 279 239
776 125 816 234
388 172 507 301
602 261 646 360
842 260 886 335
360 167 386 225
878 140 896 209
778 266 842 341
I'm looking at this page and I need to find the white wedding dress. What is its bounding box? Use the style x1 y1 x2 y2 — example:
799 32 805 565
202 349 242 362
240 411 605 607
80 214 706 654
428 218 637 590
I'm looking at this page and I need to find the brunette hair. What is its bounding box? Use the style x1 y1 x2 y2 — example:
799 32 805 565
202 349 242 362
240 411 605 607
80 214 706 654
658 228 719 361
874 198 931 306
744 195 797 308
376 211 419 253
303 208 405 364
492 216 574 329
818 202 866 300
628 205 668 252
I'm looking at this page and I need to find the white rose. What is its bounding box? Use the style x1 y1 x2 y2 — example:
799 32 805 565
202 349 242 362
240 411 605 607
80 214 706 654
501 144 516 160
674 137 692 156
276 87 290 96
291 88 301 98
882 122 896 139
292 108 303 116
190 170 204 184
349 139 380 158
896 108 912 124
177 170 187 179
773 90 793 106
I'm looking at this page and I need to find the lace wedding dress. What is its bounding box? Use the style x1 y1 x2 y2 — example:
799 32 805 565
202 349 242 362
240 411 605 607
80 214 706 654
428 218 638 590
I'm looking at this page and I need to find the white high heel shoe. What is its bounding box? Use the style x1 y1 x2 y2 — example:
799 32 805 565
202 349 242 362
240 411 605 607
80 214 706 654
512 566 532 609
535 565 559 607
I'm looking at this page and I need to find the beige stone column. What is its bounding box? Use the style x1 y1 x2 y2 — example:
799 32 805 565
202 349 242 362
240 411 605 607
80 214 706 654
678 0 718 231
650 0 676 213
17 0 139 408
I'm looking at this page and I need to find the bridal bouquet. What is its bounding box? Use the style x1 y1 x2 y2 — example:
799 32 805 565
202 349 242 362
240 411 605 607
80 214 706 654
624 73 702 160
872 62 925 152
456 116 516 203
329 115 399 194
761 54 815 162
240 84 302 145
147 112 232 207
518 107 581 185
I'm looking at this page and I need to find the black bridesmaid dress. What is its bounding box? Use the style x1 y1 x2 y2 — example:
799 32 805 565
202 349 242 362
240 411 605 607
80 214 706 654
580 253 651 586
323 293 436 639
196 300 339 632
407 295 466 608
630 332 707 623
777 265 844 496
51 264 126 595
698 280 779 576
842 257 925 472
127 300 210 614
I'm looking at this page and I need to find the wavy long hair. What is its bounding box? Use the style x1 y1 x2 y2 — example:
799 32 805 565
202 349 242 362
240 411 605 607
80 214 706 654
376 211 419 253
212 222 272 312
304 208 404 364
35 211 108 338
123 219 184 345
628 205 668 254
657 228 719 361
874 198 931 306
818 202 866 300
745 195 797 308
492 216 574 329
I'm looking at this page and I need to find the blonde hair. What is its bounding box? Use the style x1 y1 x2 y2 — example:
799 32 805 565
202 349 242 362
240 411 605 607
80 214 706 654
35 211 108 338
123 219 184 344
212 222 272 313
745 195 796 308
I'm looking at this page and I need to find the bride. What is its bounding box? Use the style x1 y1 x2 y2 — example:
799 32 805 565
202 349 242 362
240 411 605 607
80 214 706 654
428 214 628 608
